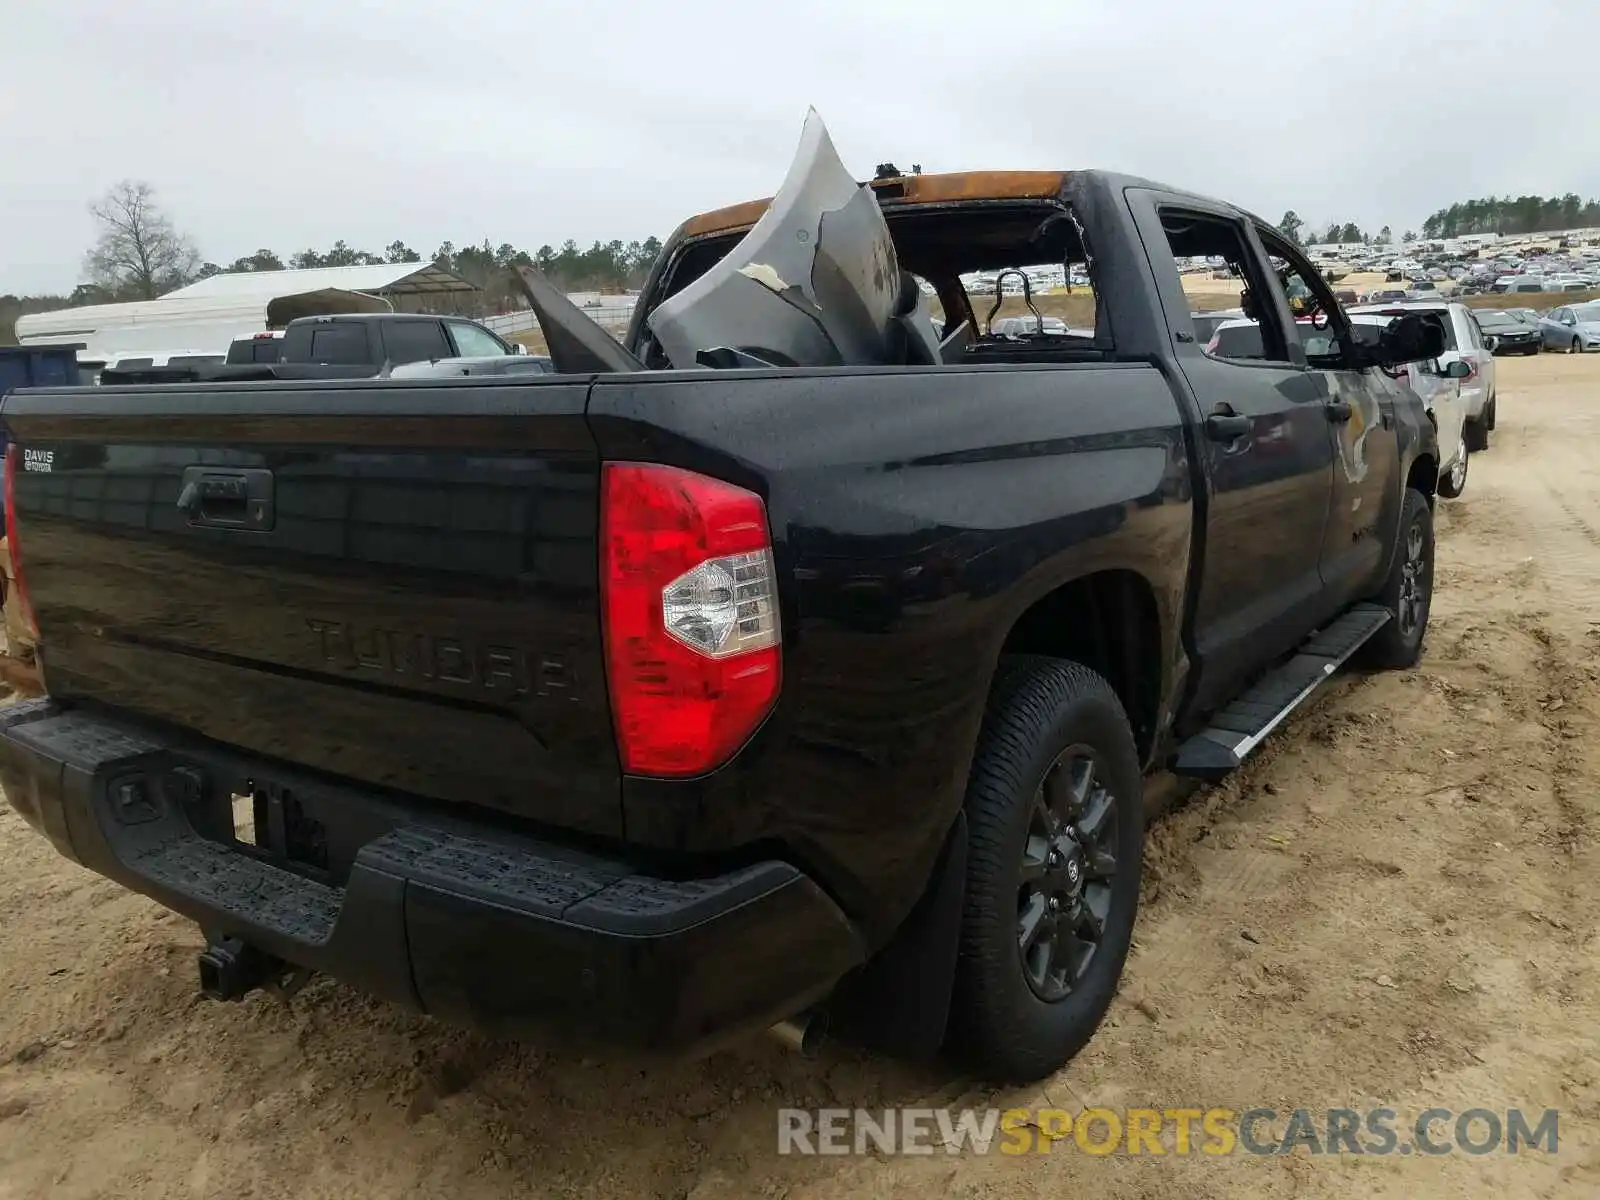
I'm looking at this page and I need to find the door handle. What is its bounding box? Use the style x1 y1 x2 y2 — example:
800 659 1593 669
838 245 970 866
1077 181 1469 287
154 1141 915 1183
1325 400 1353 423
1205 410 1253 441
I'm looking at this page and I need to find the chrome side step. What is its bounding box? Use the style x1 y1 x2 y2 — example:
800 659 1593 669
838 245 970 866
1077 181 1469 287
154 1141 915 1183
1171 603 1391 782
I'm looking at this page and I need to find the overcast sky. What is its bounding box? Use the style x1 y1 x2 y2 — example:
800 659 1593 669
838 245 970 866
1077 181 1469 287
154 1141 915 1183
1 0 1592 295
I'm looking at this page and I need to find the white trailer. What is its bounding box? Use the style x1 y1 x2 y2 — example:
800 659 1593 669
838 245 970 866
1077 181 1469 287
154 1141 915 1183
14 263 475 365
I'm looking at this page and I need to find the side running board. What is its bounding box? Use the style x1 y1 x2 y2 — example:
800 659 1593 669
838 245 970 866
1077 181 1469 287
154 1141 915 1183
1171 603 1391 782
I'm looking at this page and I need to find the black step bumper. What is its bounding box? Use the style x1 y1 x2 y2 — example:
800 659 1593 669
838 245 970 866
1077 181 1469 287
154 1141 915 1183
0 700 865 1052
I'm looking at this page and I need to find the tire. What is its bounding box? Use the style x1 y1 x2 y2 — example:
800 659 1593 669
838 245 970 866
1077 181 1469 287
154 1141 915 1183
1438 447 1469 498
950 656 1143 1082
1486 396 1497 430
1357 487 1434 669
1571 337 1583 354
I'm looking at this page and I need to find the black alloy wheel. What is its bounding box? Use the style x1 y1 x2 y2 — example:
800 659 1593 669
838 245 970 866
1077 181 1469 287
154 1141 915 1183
1396 516 1430 639
1357 486 1434 669
951 656 1144 1081
1017 746 1118 1001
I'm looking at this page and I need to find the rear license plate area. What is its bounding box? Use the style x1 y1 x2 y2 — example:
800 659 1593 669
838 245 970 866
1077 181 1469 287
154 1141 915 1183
219 778 329 874
120 749 417 887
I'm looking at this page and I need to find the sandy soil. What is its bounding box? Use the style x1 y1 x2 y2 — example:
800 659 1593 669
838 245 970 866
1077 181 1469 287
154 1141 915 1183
1181 273 1247 302
1 356 1597 1199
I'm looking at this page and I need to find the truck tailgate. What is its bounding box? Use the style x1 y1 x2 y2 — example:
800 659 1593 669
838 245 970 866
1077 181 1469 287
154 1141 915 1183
0 379 621 836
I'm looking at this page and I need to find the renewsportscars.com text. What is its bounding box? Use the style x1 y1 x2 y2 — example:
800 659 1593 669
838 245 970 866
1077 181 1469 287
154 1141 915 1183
777 1106 1560 1157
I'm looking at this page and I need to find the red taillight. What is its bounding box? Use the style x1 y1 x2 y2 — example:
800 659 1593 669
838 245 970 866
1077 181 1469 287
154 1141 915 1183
3 445 38 638
600 462 782 777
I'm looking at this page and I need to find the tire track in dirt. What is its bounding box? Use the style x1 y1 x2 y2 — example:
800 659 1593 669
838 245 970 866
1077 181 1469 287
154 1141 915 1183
1476 384 1600 870
1521 617 1592 861
1544 487 1600 551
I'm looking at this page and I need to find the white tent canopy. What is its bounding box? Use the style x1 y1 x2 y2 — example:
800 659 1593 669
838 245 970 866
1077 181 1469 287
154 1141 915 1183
15 263 475 362
163 262 473 302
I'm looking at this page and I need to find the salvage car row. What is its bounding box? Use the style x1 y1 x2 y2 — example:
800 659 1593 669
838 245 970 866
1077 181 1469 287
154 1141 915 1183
1199 295 1497 502
1190 289 1599 504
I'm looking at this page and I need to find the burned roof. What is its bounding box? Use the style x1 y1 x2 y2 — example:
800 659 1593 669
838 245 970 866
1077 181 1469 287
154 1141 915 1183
677 171 1073 241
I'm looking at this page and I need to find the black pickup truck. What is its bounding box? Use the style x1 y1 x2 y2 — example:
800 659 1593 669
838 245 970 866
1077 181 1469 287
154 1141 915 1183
0 168 1442 1081
98 313 523 385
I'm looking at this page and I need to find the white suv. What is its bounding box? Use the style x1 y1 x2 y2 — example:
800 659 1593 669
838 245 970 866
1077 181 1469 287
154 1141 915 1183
1348 301 1496 450
1348 314 1472 498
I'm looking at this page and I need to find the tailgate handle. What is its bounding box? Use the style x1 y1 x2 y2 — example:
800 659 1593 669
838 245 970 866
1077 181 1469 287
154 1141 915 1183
177 468 275 531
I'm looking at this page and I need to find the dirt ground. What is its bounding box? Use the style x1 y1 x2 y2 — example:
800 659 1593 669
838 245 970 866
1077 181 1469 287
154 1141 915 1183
1 355 1597 1200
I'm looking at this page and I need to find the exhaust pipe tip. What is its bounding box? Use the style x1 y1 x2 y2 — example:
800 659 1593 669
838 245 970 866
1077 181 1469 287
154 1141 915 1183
769 1010 829 1058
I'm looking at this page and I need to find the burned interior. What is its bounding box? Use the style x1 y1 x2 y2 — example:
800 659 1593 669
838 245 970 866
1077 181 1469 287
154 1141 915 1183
518 111 1109 374
641 200 1110 369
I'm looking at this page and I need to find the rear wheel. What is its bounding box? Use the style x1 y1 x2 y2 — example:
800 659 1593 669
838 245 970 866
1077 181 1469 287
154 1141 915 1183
1357 487 1434 669
1485 396 1497 430
951 656 1143 1082
1438 447 1469 499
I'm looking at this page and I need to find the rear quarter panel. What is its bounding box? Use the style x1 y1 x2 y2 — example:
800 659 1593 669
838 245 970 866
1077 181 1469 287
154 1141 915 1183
588 363 1194 940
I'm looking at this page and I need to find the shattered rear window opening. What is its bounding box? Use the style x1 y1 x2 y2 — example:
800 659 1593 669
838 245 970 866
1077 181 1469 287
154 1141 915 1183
643 198 1104 368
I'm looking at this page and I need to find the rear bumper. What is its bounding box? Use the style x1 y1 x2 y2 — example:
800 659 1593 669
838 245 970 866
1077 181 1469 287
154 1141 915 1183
0 700 865 1052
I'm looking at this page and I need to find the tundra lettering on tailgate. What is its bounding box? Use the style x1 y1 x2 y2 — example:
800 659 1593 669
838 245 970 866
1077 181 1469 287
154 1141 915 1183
306 618 578 700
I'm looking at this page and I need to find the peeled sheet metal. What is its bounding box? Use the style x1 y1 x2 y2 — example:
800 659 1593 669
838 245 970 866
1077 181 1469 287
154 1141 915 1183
648 109 909 369
896 302 944 366
511 264 644 374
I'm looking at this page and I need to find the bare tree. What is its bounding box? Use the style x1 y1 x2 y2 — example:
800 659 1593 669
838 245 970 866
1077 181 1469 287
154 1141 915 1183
83 181 201 300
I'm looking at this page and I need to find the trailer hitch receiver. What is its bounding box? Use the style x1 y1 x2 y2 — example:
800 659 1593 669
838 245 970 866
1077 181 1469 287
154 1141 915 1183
197 936 309 1003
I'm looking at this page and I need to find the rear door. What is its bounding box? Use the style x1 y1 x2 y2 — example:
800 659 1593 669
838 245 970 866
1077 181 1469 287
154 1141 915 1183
379 319 452 366
1542 308 1571 350
1 377 622 836
445 321 512 358
1132 194 1337 717
298 322 371 366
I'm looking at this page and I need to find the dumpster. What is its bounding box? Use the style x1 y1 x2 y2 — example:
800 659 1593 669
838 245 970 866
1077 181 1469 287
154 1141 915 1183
0 342 85 392
0 341 84 494
0 342 85 455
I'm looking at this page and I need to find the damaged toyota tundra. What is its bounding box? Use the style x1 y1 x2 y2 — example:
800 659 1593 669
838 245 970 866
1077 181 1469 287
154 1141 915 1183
0 112 1444 1081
